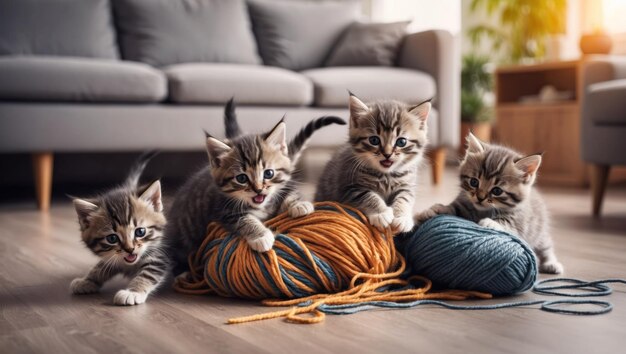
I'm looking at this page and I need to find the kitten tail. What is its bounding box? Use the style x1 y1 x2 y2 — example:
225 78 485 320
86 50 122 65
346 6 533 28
224 97 243 139
288 116 346 162
125 150 159 190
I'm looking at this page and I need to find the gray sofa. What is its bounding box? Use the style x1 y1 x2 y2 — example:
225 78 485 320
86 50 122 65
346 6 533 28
581 55 626 216
0 0 459 211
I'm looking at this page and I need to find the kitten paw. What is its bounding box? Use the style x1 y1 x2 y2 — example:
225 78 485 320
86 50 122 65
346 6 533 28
288 201 314 218
478 218 505 231
367 208 394 229
247 229 275 252
540 261 564 274
70 278 100 295
391 215 415 233
414 209 437 225
114 289 147 306
414 204 448 225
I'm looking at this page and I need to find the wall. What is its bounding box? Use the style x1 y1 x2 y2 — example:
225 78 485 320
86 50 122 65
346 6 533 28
461 0 626 61
366 0 461 34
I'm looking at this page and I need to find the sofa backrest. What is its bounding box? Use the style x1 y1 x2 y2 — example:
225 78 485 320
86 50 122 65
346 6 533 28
0 0 372 71
0 0 119 59
247 0 361 71
112 0 262 67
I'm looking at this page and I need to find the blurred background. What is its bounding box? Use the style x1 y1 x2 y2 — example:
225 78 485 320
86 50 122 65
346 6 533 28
1 0 625 218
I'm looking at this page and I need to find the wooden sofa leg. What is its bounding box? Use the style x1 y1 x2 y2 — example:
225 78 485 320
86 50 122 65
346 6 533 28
428 147 446 185
590 164 610 217
32 152 54 212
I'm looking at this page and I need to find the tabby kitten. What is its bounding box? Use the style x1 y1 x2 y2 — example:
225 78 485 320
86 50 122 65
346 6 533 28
71 153 169 305
168 101 345 271
315 93 431 233
415 133 563 274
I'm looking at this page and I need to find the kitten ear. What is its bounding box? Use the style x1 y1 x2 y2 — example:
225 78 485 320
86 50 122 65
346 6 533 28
265 119 288 156
139 180 163 212
408 99 432 125
73 198 98 229
205 134 231 168
515 154 542 183
465 132 485 154
348 92 369 127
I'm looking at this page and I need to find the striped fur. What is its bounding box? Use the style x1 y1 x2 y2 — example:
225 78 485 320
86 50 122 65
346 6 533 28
168 102 343 272
288 115 346 162
223 98 346 162
315 94 431 232
224 97 242 139
415 133 563 274
71 154 168 305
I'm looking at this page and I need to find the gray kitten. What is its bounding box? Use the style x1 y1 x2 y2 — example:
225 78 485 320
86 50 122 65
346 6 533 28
315 94 431 233
415 133 563 274
71 152 169 305
168 101 345 272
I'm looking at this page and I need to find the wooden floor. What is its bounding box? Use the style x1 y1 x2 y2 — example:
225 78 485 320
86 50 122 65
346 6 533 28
1 166 626 354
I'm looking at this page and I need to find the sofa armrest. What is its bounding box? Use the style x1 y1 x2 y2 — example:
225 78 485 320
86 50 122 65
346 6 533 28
398 30 459 148
586 79 626 125
582 55 626 87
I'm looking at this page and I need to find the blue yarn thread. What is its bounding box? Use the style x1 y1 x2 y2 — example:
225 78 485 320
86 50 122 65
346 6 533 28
201 233 344 299
315 215 625 317
316 278 625 316
400 215 537 296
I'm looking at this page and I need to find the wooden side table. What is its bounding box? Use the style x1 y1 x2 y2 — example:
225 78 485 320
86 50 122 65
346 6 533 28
494 60 587 187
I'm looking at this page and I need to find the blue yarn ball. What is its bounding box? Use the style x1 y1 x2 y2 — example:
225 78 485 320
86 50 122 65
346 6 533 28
400 215 537 296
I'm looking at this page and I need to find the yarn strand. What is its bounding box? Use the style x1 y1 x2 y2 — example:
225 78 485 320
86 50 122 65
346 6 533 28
173 204 624 324
313 277 624 317
174 203 493 324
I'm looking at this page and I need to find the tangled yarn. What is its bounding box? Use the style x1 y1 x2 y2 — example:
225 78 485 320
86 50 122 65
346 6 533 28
174 203 491 324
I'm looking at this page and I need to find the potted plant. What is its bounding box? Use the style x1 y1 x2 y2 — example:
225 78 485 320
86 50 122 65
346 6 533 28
460 54 493 155
467 0 566 63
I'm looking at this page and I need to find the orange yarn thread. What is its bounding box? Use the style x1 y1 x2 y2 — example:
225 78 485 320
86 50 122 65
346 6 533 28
173 202 492 324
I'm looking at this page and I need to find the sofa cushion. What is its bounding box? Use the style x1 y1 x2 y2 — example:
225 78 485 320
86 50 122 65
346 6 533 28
113 0 261 67
587 79 626 125
0 57 167 103
0 0 118 59
164 63 313 105
248 0 360 71
302 67 436 107
326 21 410 67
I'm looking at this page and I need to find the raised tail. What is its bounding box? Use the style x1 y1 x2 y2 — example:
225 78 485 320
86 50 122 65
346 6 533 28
224 97 243 139
125 150 159 190
288 116 346 162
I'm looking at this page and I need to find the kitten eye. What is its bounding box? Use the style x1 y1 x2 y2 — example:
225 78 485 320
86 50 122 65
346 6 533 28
395 137 407 147
368 136 381 145
491 187 503 196
469 178 479 188
134 227 146 238
263 169 274 179
105 234 119 244
235 174 248 184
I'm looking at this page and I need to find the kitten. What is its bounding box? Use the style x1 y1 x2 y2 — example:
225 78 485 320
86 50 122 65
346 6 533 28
415 133 563 274
315 93 431 233
168 101 345 272
70 152 169 305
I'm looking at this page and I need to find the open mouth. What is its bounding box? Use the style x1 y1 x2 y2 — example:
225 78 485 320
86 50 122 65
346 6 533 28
252 194 266 204
124 254 138 263
380 159 394 168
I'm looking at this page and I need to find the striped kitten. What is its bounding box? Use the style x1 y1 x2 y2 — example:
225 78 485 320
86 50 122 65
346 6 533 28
415 133 563 274
168 101 345 272
71 153 169 305
315 94 431 233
